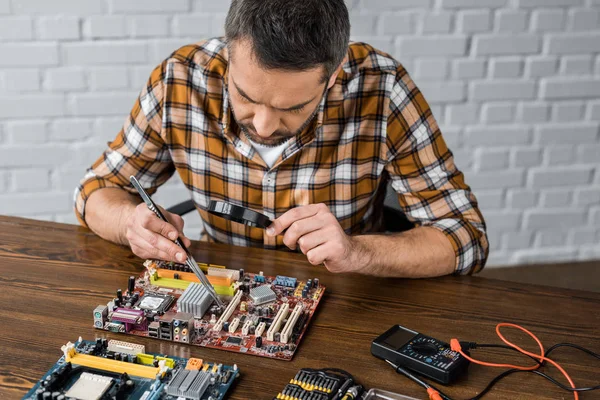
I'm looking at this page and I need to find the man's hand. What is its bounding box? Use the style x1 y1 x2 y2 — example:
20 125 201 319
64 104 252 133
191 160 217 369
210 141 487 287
123 203 192 263
266 203 371 273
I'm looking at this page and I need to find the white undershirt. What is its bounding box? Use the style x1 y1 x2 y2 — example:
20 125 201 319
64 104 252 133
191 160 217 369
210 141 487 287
248 139 289 168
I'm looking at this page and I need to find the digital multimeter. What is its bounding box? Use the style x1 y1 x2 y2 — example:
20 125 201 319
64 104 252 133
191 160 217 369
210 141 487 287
371 325 469 384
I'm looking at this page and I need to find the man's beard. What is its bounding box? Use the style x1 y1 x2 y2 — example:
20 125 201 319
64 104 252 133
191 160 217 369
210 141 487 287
230 96 323 148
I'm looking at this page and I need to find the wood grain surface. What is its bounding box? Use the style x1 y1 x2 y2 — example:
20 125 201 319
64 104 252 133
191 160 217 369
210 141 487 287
0 215 598 400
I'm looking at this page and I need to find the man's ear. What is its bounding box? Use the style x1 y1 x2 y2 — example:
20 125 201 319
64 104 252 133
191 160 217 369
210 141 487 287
327 56 348 89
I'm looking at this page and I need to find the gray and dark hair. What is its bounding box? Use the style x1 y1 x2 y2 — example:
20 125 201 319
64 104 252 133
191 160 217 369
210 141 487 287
225 0 350 82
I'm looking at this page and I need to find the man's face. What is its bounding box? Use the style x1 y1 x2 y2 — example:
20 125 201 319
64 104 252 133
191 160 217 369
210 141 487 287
228 40 338 147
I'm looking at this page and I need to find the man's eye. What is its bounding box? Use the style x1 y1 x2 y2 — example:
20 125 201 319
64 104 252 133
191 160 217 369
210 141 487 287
289 107 304 114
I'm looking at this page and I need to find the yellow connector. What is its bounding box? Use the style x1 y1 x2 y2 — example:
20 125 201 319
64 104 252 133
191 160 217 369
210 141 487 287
66 352 164 379
202 363 210 371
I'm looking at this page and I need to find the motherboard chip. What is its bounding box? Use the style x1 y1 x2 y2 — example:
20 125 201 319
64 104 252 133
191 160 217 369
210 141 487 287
225 336 243 345
65 372 113 400
136 292 174 313
249 285 276 305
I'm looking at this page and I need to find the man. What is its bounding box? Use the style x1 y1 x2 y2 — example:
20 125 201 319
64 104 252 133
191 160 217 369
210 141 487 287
74 0 488 278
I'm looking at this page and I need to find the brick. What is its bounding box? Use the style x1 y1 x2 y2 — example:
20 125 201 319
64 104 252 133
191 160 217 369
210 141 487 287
397 37 467 56
0 69 40 92
481 103 514 123
109 0 189 13
547 33 600 54
475 149 509 171
525 209 586 229
63 42 148 65
11 169 51 192
191 1 231 12
90 67 129 90
560 55 593 76
0 192 71 215
574 188 600 206
468 170 525 190
514 248 578 264
421 12 453 34
54 168 88 191
457 10 491 33
474 35 540 56
569 228 599 246
50 119 94 141
490 58 522 78
540 189 572 207
484 211 522 231
44 68 86 91
360 0 432 10
503 231 533 250
530 167 593 188
525 56 557 78
518 0 583 8
446 104 479 125
83 16 127 38
71 92 137 116
129 65 155 89
507 189 538 208
595 56 600 75
149 39 196 64
517 103 549 123
417 82 465 103
0 95 65 118
531 9 565 32
440 127 461 149
541 78 600 100
578 144 600 163
495 10 528 33
414 59 448 79
590 102 600 121
0 172 8 192
473 190 504 210
470 81 536 101
0 146 71 167
37 16 80 40
130 15 170 37
6 120 47 144
538 123 598 144
13 0 104 14
441 0 507 7
465 126 531 146
69 143 111 167
94 117 126 143
551 102 585 122
452 59 486 79
0 17 33 40
382 13 414 35
536 230 567 247
512 148 542 168
545 145 575 165
567 8 600 31
0 43 59 67
350 14 379 36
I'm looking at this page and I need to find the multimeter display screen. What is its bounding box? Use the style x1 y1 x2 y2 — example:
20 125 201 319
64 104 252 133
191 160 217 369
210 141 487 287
383 328 418 350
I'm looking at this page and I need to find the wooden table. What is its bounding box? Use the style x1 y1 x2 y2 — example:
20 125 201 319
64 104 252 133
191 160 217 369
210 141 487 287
1 216 599 400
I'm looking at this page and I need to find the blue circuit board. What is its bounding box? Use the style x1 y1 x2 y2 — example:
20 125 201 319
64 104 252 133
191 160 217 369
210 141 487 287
23 338 239 400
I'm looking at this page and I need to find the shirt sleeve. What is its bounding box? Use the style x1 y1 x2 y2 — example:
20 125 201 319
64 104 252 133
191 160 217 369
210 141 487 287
73 62 175 228
384 66 489 275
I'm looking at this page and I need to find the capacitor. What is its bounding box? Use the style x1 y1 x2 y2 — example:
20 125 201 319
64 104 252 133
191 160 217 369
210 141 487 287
239 268 244 279
255 336 262 348
210 314 217 324
274 332 281 342
249 325 255 335
128 276 135 294
223 322 230 331
117 289 123 302
51 392 61 399
240 302 247 312
42 392 52 400
314 278 319 288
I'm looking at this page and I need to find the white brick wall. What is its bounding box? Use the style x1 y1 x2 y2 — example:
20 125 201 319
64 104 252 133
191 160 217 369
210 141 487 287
0 0 598 268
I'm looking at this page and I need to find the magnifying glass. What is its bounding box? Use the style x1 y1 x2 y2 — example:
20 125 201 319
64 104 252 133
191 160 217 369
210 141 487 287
207 200 272 229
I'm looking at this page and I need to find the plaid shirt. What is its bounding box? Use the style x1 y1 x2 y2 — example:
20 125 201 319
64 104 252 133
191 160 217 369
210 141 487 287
74 38 488 275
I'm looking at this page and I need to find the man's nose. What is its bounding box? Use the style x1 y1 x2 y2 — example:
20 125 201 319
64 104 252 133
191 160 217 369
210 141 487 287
252 107 279 138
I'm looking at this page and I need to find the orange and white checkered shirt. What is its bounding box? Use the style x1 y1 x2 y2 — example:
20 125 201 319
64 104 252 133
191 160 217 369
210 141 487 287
74 38 488 274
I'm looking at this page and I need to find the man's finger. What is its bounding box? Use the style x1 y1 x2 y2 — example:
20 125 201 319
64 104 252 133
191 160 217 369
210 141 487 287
282 218 325 250
143 211 180 241
135 227 187 263
296 229 328 255
267 204 324 236
305 242 332 266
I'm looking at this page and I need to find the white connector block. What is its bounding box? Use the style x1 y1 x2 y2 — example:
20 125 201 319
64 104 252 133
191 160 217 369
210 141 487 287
228 317 240 333
267 303 289 341
280 303 303 344
107 339 145 355
255 322 266 337
241 319 253 335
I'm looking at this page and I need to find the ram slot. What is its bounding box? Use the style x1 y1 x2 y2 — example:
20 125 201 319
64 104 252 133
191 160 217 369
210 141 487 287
280 304 303 344
212 290 243 332
255 322 266 337
266 303 289 341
